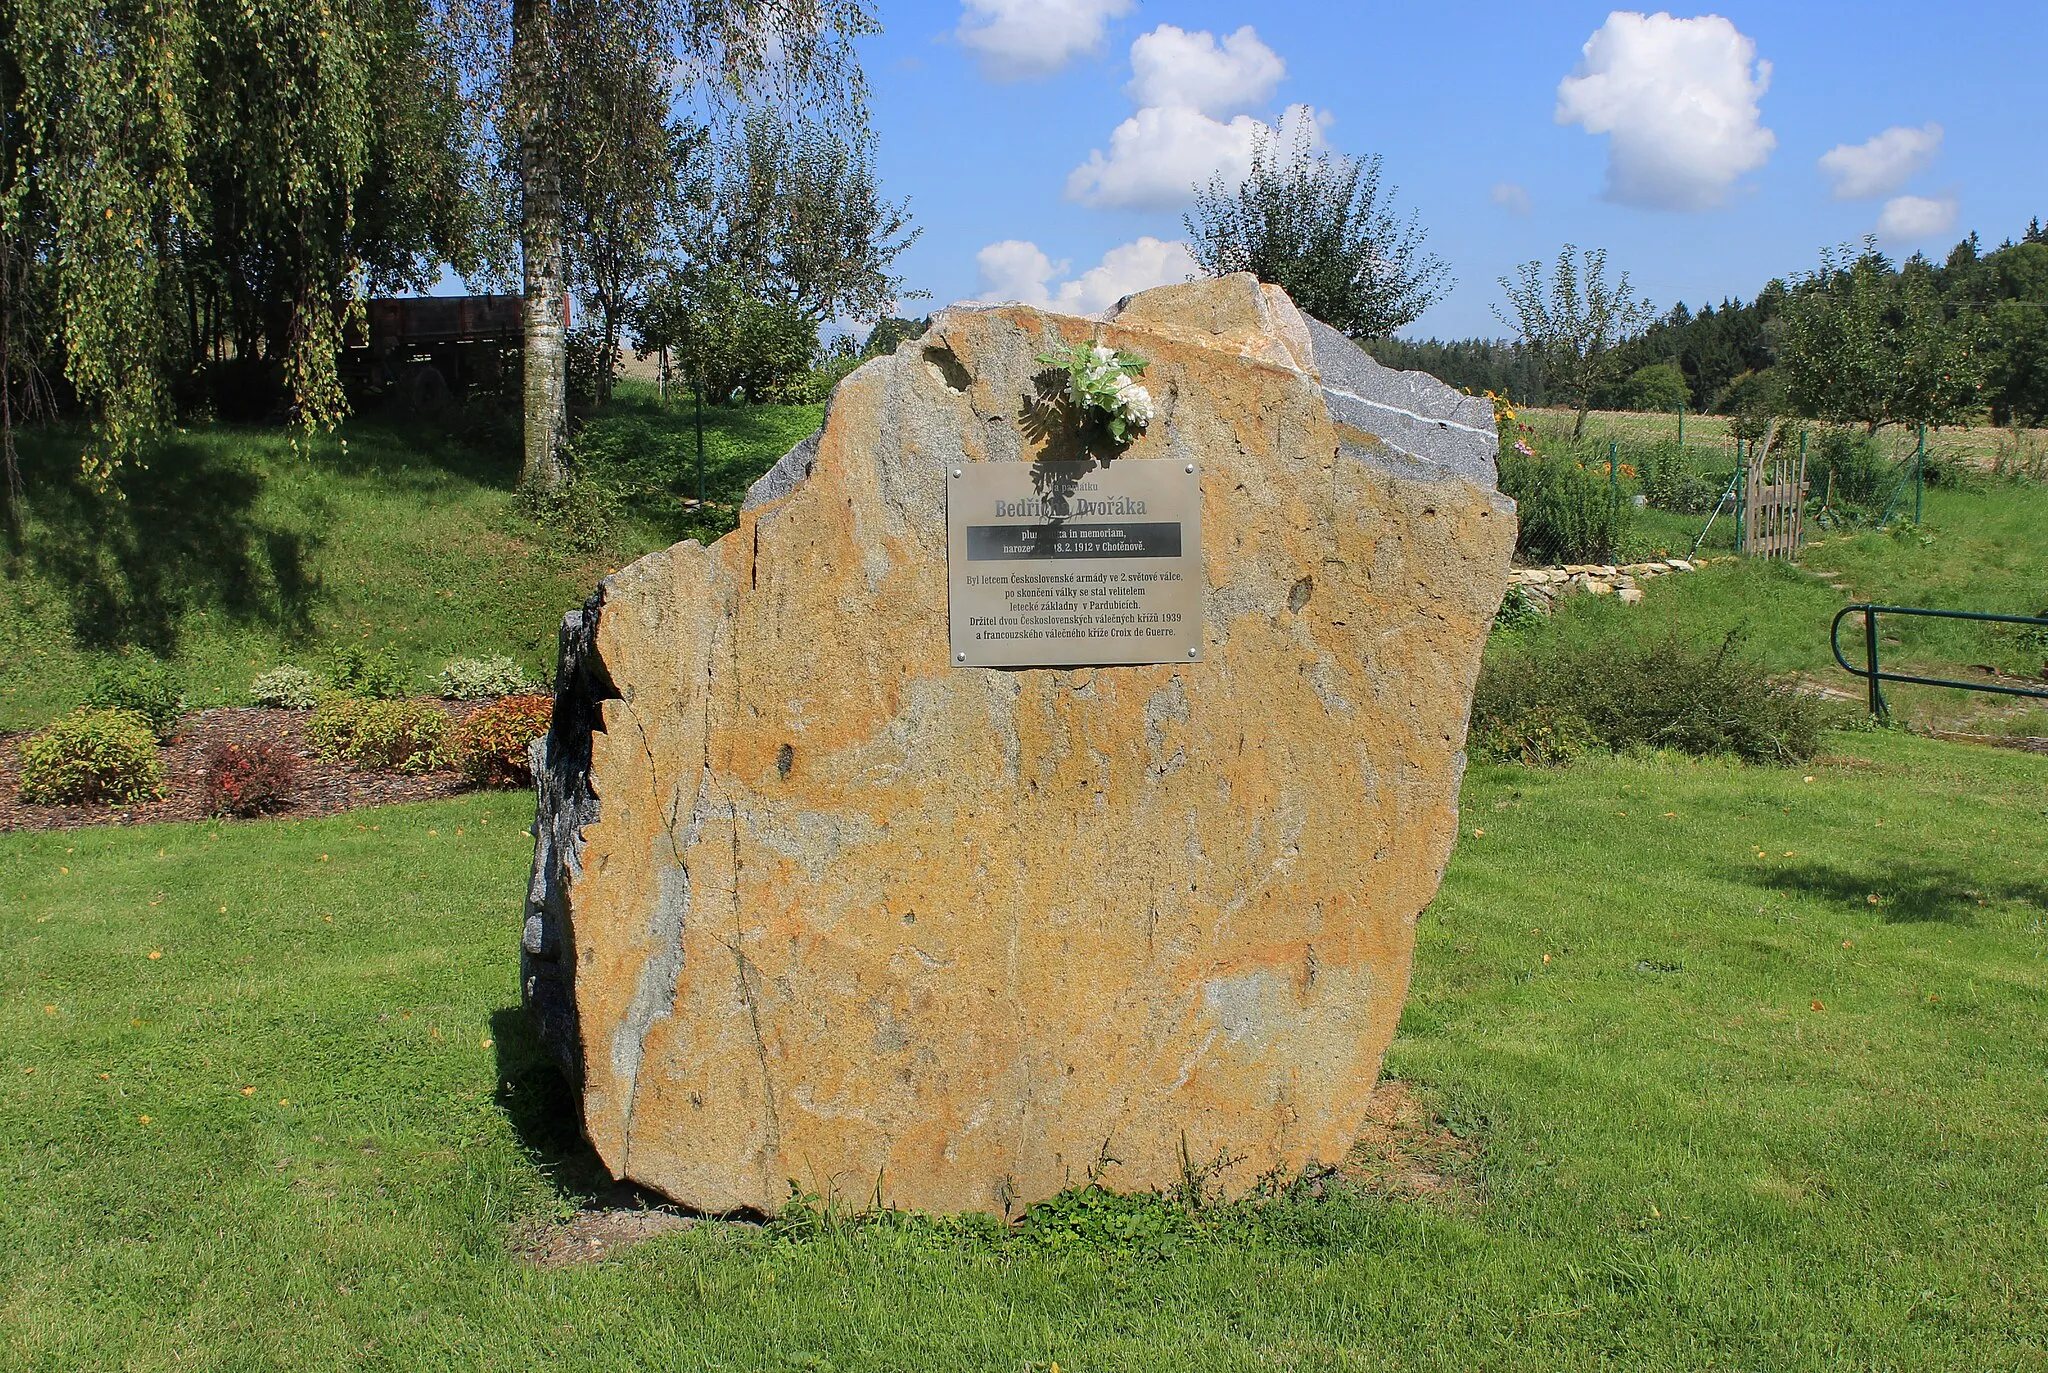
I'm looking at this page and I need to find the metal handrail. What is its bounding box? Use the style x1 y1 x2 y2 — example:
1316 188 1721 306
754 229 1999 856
1830 603 2048 721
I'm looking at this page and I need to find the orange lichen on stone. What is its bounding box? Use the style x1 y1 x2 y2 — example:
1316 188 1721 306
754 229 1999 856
521 275 1514 1215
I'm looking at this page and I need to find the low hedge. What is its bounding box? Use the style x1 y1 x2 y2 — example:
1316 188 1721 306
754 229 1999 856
19 708 166 806
307 697 447 773
1473 627 1832 766
87 658 185 741
444 694 553 787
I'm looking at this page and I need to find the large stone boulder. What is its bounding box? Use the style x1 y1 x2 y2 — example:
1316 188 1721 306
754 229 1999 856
522 274 1514 1215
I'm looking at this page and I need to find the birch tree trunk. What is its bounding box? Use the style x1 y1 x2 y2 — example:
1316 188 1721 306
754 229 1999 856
512 0 569 492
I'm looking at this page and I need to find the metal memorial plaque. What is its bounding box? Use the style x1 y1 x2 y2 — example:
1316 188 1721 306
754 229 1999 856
947 458 1203 668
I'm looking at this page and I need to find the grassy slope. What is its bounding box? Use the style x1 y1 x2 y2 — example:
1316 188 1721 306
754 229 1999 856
1519 476 2048 736
571 380 825 549
0 388 820 732
3 387 2032 738
4 732 2044 1370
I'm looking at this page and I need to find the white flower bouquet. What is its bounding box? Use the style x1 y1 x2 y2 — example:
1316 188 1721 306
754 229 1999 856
1039 341 1154 446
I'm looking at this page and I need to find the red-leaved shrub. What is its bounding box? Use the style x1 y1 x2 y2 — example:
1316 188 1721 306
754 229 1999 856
202 739 300 816
444 694 553 787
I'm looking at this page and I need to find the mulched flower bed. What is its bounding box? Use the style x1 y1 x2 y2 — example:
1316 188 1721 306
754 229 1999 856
0 701 498 834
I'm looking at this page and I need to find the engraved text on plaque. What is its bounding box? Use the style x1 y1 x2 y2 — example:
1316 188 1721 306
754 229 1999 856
946 458 1203 667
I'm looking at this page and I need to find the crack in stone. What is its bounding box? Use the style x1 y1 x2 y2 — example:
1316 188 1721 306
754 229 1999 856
730 934 782 1163
615 609 721 1173
725 574 781 1168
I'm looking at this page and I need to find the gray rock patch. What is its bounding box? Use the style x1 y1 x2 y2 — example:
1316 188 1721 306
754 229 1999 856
742 429 823 513
1304 318 1499 488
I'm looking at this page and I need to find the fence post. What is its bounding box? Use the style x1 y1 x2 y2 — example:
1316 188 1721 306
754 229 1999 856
1677 400 1685 449
1609 439 1619 499
1914 423 1926 525
1795 436 1808 557
1734 439 1745 554
693 378 707 504
1862 606 1887 721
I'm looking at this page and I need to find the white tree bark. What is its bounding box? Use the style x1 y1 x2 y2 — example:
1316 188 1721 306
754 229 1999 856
513 0 570 492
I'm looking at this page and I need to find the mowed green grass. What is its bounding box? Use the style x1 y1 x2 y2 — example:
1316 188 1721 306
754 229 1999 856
5 731 2045 1370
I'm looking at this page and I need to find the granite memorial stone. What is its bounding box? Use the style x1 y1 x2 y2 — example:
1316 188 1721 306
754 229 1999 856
522 273 1515 1215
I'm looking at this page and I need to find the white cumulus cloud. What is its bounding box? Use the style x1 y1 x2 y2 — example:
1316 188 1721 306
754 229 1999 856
1126 24 1285 117
1876 194 1958 242
1819 123 1944 200
956 0 1134 81
973 240 1064 306
1067 106 1269 211
1491 182 1533 216
1555 11 1776 211
1065 23 1321 212
974 236 1201 315
1068 100 1325 212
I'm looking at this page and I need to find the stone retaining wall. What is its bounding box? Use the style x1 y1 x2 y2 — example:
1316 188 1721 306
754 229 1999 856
1505 556 1729 610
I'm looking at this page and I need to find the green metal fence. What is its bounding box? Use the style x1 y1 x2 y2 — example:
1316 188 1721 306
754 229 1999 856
1831 603 2048 721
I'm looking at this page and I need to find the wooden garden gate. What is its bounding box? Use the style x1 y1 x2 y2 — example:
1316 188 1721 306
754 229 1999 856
1740 448 1808 560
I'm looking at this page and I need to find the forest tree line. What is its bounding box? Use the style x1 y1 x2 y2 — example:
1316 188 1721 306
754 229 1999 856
1368 219 2048 429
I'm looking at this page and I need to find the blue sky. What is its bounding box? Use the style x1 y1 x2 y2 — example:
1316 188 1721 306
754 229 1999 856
854 2 2048 338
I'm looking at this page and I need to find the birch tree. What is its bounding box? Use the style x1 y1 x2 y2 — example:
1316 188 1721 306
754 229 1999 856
445 0 877 491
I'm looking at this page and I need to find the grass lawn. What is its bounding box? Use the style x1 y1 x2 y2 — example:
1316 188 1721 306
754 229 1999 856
1514 475 2048 737
0 387 821 732
6 730 2045 1370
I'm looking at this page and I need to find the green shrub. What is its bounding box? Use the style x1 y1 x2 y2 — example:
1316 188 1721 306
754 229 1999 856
1620 362 1689 412
1634 441 1729 515
1918 445 1978 491
18 709 166 806
444 694 553 786
565 325 618 407
327 645 409 700
1491 585 1545 635
249 664 324 710
1809 429 1890 508
1715 368 1785 432
1498 446 1633 563
1473 627 1832 765
1475 700 1597 767
766 353 865 406
517 476 619 556
86 657 184 741
438 656 533 700
307 697 446 773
